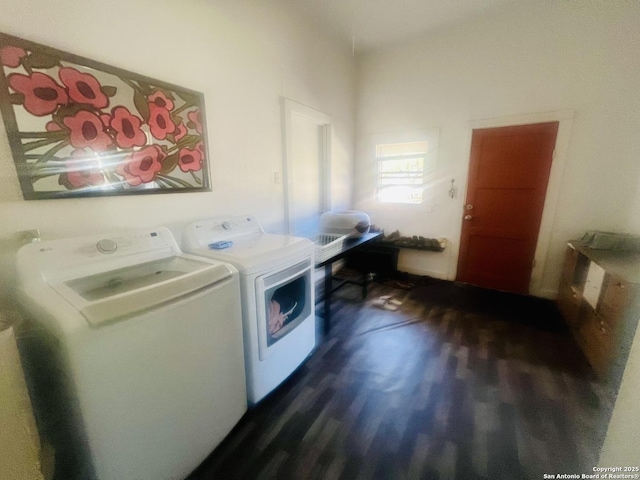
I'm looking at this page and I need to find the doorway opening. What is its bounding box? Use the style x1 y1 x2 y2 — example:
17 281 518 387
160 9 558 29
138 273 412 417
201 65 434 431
282 98 332 237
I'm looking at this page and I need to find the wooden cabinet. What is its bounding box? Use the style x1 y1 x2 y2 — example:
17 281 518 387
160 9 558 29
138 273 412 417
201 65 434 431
557 243 640 388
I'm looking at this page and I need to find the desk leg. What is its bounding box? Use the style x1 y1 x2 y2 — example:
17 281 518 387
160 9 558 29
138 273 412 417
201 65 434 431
324 264 332 334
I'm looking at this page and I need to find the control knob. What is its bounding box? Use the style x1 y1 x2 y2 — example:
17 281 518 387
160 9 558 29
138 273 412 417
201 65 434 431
96 238 117 254
221 221 232 230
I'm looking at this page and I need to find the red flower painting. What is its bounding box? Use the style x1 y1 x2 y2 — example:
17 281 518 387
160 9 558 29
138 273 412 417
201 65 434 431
63 169 105 189
46 120 63 132
110 106 146 148
0 32 210 198
59 67 109 109
58 150 105 189
7 72 68 116
0 46 27 68
148 90 174 110
63 110 112 151
117 145 164 186
174 122 187 142
148 104 176 140
187 109 203 135
195 140 205 157
178 146 202 173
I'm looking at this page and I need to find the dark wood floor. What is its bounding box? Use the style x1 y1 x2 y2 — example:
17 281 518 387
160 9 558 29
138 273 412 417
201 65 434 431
188 274 614 480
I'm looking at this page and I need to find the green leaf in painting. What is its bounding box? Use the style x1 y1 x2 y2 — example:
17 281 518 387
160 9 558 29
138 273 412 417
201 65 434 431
25 51 59 69
9 92 24 104
159 174 193 188
23 137 64 152
160 152 179 174
133 90 150 122
52 103 94 125
101 85 117 97
174 90 197 104
179 134 199 147
36 139 70 164
190 170 202 185
136 80 153 95
105 171 125 190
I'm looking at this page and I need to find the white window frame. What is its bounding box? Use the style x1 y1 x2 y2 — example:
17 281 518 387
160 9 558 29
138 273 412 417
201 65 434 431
372 129 439 205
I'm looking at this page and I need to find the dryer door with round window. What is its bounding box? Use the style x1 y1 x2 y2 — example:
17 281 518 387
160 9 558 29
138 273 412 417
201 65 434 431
255 258 313 360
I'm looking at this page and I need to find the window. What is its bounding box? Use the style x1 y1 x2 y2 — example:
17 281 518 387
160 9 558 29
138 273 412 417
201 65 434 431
374 132 437 204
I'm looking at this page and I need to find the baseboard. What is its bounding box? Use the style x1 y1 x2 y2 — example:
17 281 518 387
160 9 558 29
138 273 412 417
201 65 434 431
397 264 448 280
536 287 558 300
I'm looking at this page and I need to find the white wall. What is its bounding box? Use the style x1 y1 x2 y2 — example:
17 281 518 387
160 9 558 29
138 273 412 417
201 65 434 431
354 1 640 295
0 0 355 295
625 176 640 234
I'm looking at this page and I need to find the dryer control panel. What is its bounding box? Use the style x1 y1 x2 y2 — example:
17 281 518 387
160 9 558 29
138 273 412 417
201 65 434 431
185 215 264 247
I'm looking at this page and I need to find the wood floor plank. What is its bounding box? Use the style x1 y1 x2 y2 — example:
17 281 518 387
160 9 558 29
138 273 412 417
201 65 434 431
188 275 613 480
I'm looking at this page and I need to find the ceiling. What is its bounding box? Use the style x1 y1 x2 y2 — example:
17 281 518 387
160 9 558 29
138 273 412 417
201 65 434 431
284 0 520 54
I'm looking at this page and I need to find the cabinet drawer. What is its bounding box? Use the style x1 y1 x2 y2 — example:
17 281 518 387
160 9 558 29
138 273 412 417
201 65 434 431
557 280 581 329
598 276 634 324
577 309 614 378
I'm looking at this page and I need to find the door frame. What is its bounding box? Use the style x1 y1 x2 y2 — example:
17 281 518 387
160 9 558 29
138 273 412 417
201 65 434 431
460 110 574 297
282 98 332 235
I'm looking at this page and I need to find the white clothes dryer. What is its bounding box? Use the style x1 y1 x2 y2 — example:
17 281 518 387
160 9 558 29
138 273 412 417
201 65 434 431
182 214 315 404
15 227 246 480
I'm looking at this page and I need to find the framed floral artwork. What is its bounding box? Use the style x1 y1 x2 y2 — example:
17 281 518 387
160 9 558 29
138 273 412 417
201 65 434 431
0 32 211 199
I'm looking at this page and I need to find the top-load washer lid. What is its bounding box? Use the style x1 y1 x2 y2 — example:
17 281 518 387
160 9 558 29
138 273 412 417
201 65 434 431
52 256 232 326
182 215 313 274
16 226 235 327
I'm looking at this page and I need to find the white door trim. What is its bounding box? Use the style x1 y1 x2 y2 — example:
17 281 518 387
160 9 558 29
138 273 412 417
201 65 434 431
468 109 574 297
282 98 332 235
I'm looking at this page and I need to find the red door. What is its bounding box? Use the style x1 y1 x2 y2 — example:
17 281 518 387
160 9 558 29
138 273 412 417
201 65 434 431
456 122 558 294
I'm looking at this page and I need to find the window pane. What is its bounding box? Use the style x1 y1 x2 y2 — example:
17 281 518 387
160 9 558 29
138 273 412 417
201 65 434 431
376 141 428 157
377 186 423 204
378 157 424 173
378 173 423 185
374 139 433 204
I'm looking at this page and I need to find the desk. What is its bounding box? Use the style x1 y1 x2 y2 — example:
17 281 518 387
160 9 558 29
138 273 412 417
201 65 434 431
315 231 382 333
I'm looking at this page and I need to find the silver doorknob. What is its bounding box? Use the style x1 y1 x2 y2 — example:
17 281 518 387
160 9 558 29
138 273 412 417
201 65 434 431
464 215 473 220
465 204 473 210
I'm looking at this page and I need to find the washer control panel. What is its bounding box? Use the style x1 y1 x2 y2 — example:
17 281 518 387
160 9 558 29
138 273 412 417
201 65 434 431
76 230 171 257
19 227 182 282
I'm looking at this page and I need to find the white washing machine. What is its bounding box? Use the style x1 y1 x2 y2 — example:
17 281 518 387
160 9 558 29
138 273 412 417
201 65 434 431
15 227 246 480
182 214 315 404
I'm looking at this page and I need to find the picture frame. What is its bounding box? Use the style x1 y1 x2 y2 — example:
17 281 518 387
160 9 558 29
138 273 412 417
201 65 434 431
0 32 211 200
